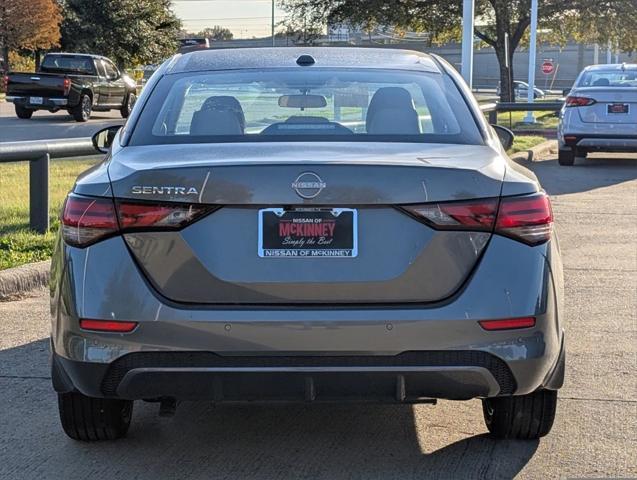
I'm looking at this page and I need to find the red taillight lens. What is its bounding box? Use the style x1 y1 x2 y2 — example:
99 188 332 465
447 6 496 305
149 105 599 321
61 195 215 247
116 201 212 230
401 192 553 246
565 96 596 107
63 78 71 96
80 319 138 332
61 195 118 247
402 198 498 231
496 193 553 246
479 317 536 331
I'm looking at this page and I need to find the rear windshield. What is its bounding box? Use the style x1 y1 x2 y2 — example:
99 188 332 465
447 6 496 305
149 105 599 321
129 68 483 146
41 55 96 75
577 70 637 87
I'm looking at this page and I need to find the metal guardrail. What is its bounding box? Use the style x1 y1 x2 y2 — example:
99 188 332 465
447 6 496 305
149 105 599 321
480 101 564 124
0 100 563 235
0 138 98 233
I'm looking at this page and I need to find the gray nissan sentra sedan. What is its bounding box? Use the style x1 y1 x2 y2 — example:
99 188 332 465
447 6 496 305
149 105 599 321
51 47 564 441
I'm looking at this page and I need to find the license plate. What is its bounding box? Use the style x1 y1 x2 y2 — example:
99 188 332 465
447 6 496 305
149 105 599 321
607 103 629 114
258 208 358 258
30 97 43 105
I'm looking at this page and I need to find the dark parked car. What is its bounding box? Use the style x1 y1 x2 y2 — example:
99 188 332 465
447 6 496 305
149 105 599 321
4 53 137 122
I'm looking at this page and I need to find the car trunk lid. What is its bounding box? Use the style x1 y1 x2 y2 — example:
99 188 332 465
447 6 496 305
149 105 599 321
108 142 509 305
573 87 637 124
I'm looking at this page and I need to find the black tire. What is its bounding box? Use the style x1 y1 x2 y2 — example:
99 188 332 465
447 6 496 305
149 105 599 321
575 149 587 160
72 94 92 122
15 105 33 119
558 148 575 166
58 392 133 441
120 92 136 118
482 389 557 439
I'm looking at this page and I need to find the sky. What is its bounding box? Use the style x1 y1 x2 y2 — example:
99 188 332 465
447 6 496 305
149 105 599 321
171 0 287 39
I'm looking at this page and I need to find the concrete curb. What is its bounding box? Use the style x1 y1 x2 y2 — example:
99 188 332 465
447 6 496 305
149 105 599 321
0 261 50 301
510 139 558 163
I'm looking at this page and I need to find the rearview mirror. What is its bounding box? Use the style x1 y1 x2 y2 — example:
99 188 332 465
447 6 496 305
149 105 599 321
491 124 515 151
279 94 327 108
92 126 121 154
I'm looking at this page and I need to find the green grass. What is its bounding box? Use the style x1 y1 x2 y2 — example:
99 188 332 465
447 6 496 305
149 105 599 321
509 135 548 153
0 157 101 270
496 110 559 130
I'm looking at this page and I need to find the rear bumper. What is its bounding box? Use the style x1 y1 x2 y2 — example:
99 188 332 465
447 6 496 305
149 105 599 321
561 134 637 152
50 233 565 400
7 95 68 108
52 350 515 402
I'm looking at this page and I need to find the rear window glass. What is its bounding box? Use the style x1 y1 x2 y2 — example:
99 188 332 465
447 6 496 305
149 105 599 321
130 68 483 146
577 70 637 87
41 55 96 75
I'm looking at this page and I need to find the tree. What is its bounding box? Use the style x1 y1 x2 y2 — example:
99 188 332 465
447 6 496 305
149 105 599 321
544 1 637 54
0 0 61 70
198 26 234 41
60 0 181 68
281 0 636 101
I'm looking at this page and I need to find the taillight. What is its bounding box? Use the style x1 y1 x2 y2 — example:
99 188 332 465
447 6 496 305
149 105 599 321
565 95 596 107
478 317 536 331
63 78 71 96
61 195 118 247
402 198 498 231
61 194 215 247
401 192 553 246
80 319 138 332
496 193 553 246
116 201 211 230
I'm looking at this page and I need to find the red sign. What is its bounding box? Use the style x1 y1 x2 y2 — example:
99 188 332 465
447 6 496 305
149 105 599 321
541 61 554 75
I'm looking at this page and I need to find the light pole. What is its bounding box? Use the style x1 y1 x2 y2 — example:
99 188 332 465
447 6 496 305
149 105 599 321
461 0 475 88
271 0 275 47
524 0 538 123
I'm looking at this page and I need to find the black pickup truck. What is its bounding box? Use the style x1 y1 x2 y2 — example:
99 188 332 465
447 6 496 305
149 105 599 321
4 53 137 122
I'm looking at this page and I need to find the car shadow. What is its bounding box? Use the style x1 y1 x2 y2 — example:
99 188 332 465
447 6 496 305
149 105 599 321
1 338 539 479
519 155 637 196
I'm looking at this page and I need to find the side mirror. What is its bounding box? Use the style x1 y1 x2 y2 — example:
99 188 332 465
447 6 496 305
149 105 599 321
92 126 121 153
491 124 515 151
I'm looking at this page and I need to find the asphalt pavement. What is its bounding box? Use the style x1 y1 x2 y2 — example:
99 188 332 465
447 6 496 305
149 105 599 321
0 100 123 142
0 152 636 479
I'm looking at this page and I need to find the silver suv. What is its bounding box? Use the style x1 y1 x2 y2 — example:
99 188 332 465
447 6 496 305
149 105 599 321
558 63 637 165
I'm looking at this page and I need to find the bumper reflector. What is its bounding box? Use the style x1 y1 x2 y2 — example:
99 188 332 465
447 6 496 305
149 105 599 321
478 317 536 331
80 319 138 333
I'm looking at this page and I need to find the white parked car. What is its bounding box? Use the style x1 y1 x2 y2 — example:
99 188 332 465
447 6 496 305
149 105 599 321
558 63 637 165
497 81 546 100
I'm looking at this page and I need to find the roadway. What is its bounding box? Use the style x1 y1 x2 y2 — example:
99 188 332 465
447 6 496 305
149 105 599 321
0 100 123 143
0 152 635 479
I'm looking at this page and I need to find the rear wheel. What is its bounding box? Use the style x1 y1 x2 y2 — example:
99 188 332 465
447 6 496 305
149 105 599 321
72 94 92 122
575 149 588 160
15 105 33 119
120 92 136 118
482 389 557 439
558 148 575 166
58 392 133 441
